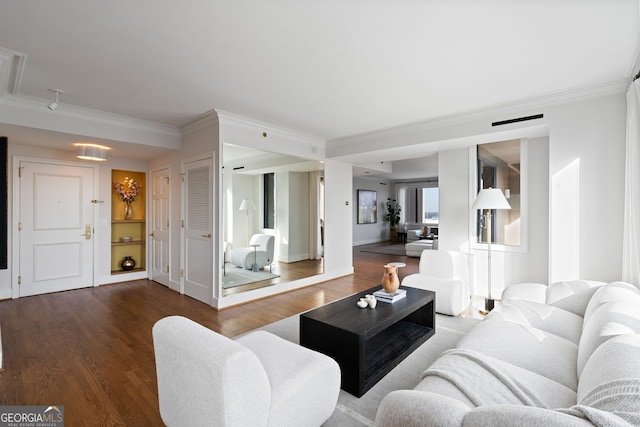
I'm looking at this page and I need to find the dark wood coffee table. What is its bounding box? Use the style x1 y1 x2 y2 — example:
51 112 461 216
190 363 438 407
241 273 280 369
300 286 435 397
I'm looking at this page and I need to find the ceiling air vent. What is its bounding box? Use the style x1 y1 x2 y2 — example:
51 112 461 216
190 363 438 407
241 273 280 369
492 114 543 127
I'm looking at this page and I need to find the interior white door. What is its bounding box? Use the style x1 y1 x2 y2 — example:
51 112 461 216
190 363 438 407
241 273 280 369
183 157 213 305
19 161 95 297
150 168 170 287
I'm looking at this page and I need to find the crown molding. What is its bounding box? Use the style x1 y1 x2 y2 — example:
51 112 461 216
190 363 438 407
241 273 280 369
179 109 220 137
215 109 325 147
329 79 630 148
0 94 181 148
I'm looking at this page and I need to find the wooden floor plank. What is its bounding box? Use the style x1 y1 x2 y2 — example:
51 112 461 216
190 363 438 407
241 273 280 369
0 243 418 426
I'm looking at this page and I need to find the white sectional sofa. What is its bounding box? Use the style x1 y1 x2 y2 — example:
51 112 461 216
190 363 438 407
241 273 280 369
375 280 640 426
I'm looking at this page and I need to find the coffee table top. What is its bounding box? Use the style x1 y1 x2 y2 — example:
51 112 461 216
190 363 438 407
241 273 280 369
301 285 434 339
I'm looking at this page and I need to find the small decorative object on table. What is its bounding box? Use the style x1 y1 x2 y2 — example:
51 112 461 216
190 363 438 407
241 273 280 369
121 256 136 271
113 176 142 220
381 264 400 293
365 294 377 308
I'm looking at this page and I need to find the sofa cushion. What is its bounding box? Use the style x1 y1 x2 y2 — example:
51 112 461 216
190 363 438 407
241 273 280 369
485 300 584 344
501 282 547 304
546 280 606 316
455 320 578 390
583 281 640 320
464 406 594 426
577 300 640 377
420 349 577 408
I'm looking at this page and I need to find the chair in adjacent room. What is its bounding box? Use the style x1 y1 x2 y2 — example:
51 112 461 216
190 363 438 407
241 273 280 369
153 316 341 427
401 250 473 316
229 234 275 271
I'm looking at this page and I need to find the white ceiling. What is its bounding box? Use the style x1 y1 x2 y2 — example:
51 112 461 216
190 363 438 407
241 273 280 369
0 1 638 164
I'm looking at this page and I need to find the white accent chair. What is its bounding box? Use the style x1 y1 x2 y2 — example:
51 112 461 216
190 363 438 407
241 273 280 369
229 234 275 271
152 316 341 427
401 250 472 316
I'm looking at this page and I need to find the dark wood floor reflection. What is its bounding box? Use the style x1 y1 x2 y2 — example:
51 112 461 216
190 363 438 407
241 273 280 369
0 242 417 426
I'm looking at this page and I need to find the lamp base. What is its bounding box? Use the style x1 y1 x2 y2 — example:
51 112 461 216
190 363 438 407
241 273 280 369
484 298 495 312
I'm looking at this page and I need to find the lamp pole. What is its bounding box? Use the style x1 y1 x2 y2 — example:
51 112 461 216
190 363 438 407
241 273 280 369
485 208 494 311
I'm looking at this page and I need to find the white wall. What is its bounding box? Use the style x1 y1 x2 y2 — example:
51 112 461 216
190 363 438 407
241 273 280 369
352 177 392 245
340 92 627 292
547 95 626 282
5 143 151 299
324 160 354 276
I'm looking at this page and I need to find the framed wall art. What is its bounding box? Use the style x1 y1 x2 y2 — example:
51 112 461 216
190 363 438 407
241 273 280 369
357 189 377 224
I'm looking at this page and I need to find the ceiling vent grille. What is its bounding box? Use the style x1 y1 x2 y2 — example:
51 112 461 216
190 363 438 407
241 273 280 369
492 114 543 127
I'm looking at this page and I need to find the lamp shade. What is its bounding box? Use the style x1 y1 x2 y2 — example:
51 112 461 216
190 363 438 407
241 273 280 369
239 199 256 211
471 188 511 210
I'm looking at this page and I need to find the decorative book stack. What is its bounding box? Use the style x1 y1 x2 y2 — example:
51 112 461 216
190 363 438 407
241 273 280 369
374 288 407 303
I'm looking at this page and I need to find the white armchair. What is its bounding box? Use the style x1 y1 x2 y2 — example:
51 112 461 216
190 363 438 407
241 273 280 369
401 250 473 316
153 316 340 427
229 234 275 271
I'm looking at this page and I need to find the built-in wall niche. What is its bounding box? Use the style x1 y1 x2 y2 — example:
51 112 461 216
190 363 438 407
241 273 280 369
222 143 325 295
111 170 146 274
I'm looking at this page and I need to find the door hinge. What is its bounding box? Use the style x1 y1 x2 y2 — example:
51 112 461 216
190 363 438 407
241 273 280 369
18 275 21 285
18 222 21 231
181 220 184 228
166 266 170 273
18 166 23 178
180 269 184 278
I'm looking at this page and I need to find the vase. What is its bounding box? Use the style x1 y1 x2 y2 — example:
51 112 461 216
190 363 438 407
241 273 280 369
381 264 400 294
121 256 136 271
124 201 132 220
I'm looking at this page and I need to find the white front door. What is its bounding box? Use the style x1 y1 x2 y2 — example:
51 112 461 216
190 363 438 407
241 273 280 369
18 160 96 297
182 157 213 305
150 167 170 287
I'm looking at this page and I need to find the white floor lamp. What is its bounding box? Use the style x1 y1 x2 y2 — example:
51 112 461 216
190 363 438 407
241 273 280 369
471 188 511 312
239 199 256 247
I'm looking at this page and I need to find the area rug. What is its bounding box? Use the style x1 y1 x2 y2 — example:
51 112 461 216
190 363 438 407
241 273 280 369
222 266 279 289
358 243 407 257
251 313 480 426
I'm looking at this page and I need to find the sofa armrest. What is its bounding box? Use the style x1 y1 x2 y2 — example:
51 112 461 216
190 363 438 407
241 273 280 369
375 390 469 426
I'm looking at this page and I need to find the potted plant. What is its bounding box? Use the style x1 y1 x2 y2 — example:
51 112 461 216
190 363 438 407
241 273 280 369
384 198 402 241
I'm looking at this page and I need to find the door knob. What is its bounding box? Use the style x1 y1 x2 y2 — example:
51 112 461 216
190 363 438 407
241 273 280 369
202 233 212 238
149 232 155 237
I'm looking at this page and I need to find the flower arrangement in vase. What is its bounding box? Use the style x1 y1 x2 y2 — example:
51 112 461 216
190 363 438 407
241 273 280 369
113 176 142 220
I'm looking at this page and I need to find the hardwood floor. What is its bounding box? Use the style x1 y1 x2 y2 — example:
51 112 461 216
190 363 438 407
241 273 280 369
0 242 417 426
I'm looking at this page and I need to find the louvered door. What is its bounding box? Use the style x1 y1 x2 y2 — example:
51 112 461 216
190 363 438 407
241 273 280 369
182 157 213 304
